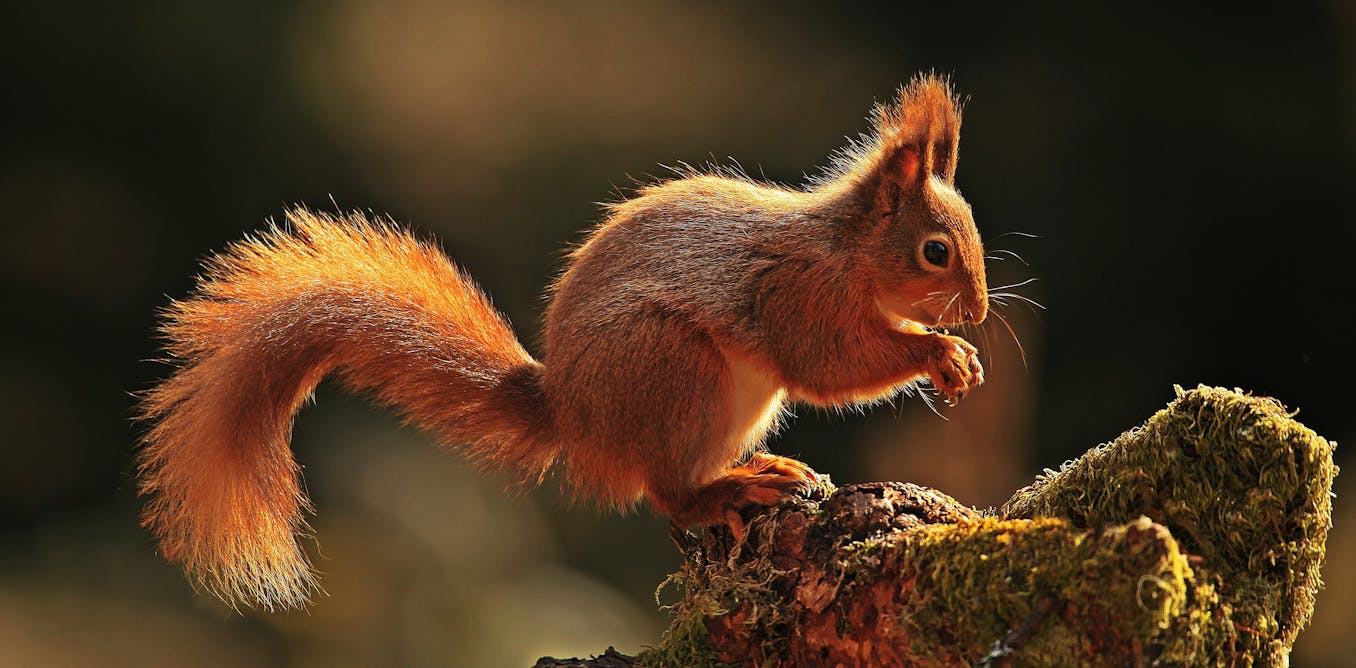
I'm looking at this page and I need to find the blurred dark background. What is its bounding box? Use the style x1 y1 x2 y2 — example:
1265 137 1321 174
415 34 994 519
1 1 1352 666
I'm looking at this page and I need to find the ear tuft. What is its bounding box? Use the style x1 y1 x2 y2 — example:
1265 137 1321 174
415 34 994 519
833 74 964 217
875 73 964 184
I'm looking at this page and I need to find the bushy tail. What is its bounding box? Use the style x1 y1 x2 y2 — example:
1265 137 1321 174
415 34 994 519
136 208 554 609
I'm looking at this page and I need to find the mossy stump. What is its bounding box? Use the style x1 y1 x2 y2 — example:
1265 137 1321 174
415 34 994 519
538 386 1337 667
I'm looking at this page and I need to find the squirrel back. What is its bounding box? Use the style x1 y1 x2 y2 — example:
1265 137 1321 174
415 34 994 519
138 73 988 609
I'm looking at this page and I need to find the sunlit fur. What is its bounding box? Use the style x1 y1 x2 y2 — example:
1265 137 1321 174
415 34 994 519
137 213 549 609
137 73 987 609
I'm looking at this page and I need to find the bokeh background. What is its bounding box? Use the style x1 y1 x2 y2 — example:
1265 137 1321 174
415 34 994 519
2 1 1353 666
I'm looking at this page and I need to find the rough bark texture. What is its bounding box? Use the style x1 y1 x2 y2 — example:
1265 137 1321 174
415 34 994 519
536 386 1337 667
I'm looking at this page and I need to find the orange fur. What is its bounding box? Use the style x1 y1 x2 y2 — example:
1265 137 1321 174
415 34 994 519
137 73 988 608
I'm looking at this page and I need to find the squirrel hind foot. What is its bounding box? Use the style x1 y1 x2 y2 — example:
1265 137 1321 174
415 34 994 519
660 453 819 538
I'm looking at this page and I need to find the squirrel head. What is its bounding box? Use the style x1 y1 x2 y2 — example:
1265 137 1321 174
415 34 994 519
830 74 987 328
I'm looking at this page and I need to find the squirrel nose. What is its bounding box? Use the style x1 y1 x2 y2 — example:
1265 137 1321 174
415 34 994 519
963 300 987 324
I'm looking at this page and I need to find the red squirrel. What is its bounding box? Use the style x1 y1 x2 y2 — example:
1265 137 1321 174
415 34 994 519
137 74 987 609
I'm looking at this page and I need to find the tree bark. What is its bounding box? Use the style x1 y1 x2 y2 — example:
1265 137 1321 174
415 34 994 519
536 386 1337 667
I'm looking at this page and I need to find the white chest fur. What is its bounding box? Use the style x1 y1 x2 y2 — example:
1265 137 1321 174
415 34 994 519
721 349 787 453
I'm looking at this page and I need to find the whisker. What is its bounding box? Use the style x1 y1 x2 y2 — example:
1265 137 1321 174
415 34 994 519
938 292 960 326
988 231 1040 242
988 277 1040 292
989 292 1046 312
993 309 1029 371
987 249 1029 265
911 292 949 307
977 315 995 372
918 386 948 421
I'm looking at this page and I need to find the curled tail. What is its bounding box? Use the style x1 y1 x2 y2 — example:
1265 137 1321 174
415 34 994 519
136 208 553 609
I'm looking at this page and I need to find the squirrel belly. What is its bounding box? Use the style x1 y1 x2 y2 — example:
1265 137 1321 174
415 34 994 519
138 73 989 609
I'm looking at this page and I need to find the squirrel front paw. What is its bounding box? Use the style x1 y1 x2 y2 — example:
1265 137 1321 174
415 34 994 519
926 335 984 402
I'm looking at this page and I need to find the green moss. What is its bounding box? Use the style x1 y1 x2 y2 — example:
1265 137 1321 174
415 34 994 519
645 506 803 667
636 625 730 668
640 566 741 668
1003 386 1338 664
887 516 1194 665
655 507 1209 664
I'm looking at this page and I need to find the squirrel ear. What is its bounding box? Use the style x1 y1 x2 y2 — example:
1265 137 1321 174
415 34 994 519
856 139 925 214
835 74 963 218
929 126 959 184
866 75 963 188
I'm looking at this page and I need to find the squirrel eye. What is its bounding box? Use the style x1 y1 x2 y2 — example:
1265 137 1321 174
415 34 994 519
922 240 949 267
